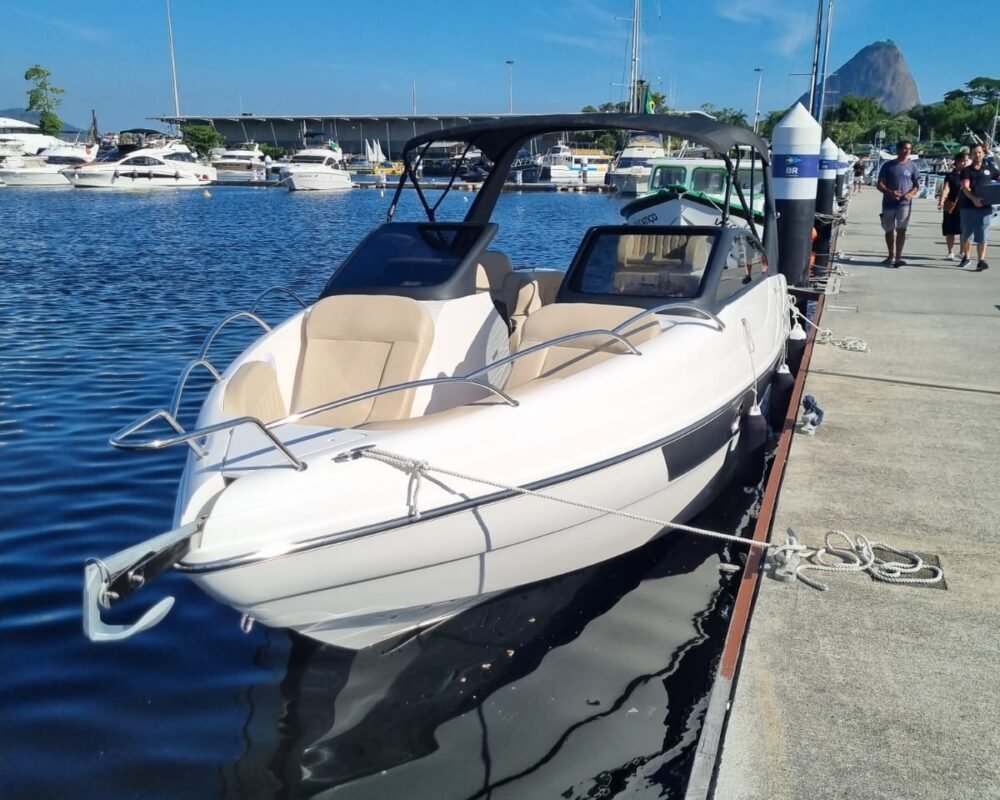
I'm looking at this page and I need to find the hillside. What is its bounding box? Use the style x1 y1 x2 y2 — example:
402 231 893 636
801 40 920 113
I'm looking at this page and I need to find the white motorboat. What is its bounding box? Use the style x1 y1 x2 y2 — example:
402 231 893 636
539 141 613 184
280 145 353 192
211 141 267 183
0 143 98 187
607 133 666 195
86 113 789 652
63 141 214 189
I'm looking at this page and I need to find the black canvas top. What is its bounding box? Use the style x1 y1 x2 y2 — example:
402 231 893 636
400 113 770 164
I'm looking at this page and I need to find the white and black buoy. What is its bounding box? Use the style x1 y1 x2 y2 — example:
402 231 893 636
814 137 839 275
773 103 822 287
836 146 851 203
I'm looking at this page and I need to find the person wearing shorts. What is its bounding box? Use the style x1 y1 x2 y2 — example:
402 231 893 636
938 152 968 260
958 143 999 271
876 141 921 267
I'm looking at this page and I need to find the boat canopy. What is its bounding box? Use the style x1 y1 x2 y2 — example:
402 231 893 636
401 113 770 167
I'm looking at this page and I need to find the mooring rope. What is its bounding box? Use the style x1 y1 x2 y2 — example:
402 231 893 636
769 529 943 590
359 447 940 591
788 294 869 352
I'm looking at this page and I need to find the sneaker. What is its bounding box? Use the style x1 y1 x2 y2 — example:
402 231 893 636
893 259 907 267
881 256 894 265
945 252 956 261
959 255 971 268
976 261 990 271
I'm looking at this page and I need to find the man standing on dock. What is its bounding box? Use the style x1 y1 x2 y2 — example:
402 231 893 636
876 141 921 267
957 143 998 272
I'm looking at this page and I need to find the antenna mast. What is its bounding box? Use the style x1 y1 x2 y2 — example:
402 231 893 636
166 0 181 119
629 0 641 112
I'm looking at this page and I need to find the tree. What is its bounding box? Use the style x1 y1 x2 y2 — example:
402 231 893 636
700 103 749 127
24 64 64 136
181 125 225 157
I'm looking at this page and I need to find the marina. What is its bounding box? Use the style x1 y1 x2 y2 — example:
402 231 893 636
2 0 1000 795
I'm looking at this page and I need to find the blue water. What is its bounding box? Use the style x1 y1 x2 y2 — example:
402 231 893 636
0 185 756 799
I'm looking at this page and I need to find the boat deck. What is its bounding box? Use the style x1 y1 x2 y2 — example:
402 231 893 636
709 187 1000 798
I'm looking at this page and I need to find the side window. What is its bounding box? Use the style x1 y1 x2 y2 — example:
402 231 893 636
692 168 726 195
715 236 763 301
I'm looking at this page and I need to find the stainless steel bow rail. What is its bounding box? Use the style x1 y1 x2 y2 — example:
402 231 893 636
109 301 726 471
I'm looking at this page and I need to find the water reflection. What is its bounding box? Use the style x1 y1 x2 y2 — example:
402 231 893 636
226 471 762 799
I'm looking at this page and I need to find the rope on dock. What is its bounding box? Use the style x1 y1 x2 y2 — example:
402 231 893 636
788 295 869 352
769 529 944 590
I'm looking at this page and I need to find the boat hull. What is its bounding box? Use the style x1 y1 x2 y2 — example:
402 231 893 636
285 170 353 191
178 356 776 651
0 168 72 187
609 170 650 196
67 169 213 189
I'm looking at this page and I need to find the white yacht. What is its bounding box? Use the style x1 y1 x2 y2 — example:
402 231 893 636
0 116 65 156
86 113 789 652
607 133 667 195
0 143 98 187
63 142 215 189
539 142 613 184
279 143 353 192
211 142 267 183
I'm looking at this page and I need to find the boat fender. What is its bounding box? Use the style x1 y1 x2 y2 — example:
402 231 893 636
787 319 807 375
112 170 119 181
800 394 824 435
765 363 795 429
735 405 769 485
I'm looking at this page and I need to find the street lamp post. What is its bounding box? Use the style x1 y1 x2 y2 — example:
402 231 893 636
505 60 515 114
753 67 763 133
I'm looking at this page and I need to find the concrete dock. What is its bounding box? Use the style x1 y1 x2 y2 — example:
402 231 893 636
713 187 1000 798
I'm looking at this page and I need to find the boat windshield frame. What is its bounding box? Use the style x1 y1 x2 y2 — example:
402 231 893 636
388 113 774 259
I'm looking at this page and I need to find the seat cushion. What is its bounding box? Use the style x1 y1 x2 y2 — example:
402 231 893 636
223 360 286 423
507 303 660 388
292 294 434 427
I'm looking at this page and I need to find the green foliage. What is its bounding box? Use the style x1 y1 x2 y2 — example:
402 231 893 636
700 103 749 127
180 125 225 157
259 143 286 159
24 64 64 135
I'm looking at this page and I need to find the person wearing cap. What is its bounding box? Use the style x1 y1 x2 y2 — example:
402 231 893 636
957 143 999 271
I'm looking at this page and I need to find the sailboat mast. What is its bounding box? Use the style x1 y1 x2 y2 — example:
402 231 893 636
807 0 823 116
629 0 641 112
166 0 181 118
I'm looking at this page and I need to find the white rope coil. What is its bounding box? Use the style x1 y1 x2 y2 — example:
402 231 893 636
769 529 943 591
787 294 869 352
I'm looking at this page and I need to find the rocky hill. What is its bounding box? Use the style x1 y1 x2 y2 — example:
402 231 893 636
800 40 920 113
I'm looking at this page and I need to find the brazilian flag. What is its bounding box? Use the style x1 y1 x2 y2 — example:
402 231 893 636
643 87 656 114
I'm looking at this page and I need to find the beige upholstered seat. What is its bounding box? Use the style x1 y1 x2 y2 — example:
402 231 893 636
506 302 660 389
223 294 434 429
223 360 286 424
475 250 514 296
501 270 564 348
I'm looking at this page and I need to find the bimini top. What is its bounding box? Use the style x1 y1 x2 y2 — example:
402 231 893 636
401 113 770 166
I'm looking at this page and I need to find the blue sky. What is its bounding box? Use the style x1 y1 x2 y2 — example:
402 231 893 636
0 0 993 133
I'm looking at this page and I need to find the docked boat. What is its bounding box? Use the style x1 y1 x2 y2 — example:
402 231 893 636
607 133 666 195
86 113 789 652
63 141 214 189
279 145 352 192
0 143 98 187
0 116 65 155
539 141 613 184
211 141 267 183
621 155 766 230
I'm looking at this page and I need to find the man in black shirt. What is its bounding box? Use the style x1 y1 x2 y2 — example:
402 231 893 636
958 143 999 271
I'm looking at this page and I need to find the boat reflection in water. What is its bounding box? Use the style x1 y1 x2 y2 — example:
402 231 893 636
224 470 764 799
